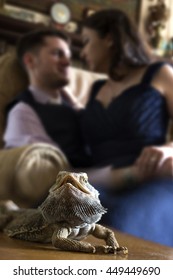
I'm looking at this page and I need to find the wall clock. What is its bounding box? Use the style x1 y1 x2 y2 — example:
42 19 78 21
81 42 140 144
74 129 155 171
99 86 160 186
50 3 71 25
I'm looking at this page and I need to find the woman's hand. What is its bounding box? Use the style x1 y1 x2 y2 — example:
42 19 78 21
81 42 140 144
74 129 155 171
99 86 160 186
135 145 173 180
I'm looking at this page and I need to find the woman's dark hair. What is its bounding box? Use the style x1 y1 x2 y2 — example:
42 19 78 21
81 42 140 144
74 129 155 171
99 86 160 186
16 28 70 67
82 9 152 79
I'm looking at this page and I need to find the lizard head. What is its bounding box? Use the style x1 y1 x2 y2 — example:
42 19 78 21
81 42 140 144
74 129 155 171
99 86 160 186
40 171 107 226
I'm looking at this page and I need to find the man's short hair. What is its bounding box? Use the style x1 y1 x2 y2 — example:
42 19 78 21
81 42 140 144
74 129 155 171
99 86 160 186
16 27 70 66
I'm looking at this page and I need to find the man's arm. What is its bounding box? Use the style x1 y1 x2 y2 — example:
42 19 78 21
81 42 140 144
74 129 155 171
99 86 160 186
3 102 59 148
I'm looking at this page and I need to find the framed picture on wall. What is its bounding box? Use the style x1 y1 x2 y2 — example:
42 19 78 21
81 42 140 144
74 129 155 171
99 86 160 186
139 0 171 57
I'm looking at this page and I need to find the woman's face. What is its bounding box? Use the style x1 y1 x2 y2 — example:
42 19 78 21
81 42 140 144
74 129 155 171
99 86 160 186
81 27 112 73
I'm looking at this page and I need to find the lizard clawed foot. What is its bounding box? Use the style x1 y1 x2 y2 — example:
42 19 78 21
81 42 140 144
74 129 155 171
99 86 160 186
94 245 117 254
94 245 128 255
116 246 128 254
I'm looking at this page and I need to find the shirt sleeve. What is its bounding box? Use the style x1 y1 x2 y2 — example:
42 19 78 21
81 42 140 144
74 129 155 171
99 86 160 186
3 102 59 148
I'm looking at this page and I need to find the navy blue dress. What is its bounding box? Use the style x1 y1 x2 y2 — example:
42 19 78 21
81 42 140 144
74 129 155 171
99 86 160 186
80 62 173 246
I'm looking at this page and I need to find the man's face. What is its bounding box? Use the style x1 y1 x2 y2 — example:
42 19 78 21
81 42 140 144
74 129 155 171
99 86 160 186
28 36 71 89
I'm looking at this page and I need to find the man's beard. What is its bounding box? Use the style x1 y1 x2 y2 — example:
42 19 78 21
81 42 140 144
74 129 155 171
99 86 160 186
48 76 70 89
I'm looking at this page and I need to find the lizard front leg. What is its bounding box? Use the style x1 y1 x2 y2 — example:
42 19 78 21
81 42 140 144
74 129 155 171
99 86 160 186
0 214 12 230
0 200 19 230
52 227 95 253
92 224 128 254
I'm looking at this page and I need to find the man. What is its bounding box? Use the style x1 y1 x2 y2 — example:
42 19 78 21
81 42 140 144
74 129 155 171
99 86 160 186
3 28 89 168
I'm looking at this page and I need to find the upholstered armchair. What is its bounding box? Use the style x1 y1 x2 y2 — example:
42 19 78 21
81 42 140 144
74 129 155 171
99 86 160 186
0 51 104 207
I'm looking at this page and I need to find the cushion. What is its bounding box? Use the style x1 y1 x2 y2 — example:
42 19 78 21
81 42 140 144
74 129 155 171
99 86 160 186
0 51 28 147
65 67 107 105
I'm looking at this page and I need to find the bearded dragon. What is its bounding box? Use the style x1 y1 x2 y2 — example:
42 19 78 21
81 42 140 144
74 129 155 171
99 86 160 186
0 171 128 254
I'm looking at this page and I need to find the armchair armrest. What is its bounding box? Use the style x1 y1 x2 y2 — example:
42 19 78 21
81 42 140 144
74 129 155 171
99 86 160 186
0 143 69 207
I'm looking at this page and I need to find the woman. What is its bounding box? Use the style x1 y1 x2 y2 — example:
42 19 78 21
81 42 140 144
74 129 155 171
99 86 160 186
80 9 173 246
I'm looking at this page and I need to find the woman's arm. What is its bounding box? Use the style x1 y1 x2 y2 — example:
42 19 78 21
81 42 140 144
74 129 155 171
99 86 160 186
86 146 173 189
84 165 141 190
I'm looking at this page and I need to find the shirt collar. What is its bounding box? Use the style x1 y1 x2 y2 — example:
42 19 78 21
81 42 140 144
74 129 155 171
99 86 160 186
28 85 63 104
29 85 51 104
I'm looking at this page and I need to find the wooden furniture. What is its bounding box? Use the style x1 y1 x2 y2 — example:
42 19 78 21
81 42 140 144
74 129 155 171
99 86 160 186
6 0 55 14
0 229 173 260
0 13 83 58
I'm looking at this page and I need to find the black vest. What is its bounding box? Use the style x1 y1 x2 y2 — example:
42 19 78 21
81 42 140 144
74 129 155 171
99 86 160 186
6 89 91 167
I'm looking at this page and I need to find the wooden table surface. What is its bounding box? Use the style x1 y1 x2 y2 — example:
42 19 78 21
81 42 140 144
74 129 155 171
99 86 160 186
0 229 173 260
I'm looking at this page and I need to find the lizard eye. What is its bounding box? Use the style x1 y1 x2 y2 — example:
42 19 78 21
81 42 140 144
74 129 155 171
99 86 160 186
80 175 88 184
